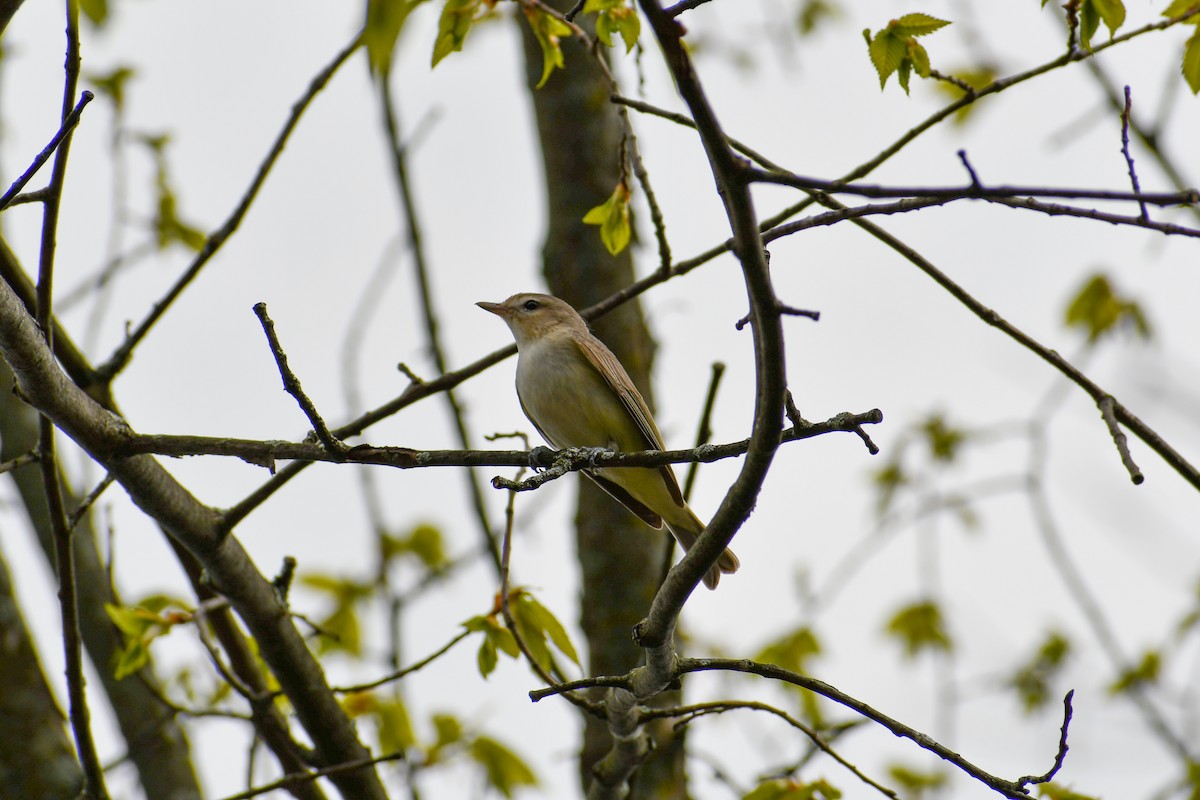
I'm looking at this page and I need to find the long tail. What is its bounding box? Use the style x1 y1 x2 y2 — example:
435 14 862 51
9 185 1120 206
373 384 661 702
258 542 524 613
666 513 740 590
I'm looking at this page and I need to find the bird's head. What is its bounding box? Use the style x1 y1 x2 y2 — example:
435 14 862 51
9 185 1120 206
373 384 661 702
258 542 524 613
476 293 587 347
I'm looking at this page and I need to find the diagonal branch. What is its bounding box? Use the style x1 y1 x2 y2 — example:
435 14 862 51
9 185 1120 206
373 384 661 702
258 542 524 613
95 33 362 383
0 278 388 800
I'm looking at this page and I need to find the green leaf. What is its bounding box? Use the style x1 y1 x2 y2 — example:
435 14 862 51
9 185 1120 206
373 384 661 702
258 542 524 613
921 414 964 462
464 613 520 678
755 626 821 674
79 0 108 26
872 460 907 515
591 2 641 53
518 593 581 668
138 134 207 252
432 712 463 747
1109 650 1160 694
885 600 953 658
582 180 632 255
888 764 947 794
318 600 363 655
1183 27 1200 94
933 67 998 123
897 59 913 94
867 29 907 89
432 0 484 67
510 596 555 674
908 40 931 78
384 522 447 570
1010 632 1072 713
477 634 499 678
797 0 839 36
1176 579 1200 637
1064 273 1151 343
890 13 950 38
104 598 190 679
375 696 417 753
470 736 538 798
365 0 428 78
1089 0 1126 37
87 66 136 112
114 639 150 680
1037 783 1101 800
523 5 574 88
1079 0 1101 50
1163 0 1200 17
743 778 843 800
423 712 463 763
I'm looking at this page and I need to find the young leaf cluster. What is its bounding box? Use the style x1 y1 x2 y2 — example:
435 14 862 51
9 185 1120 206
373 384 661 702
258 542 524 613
585 0 641 54
583 179 633 255
463 589 580 678
743 777 843 800
862 13 951 94
885 600 953 658
105 595 192 679
1063 273 1150 343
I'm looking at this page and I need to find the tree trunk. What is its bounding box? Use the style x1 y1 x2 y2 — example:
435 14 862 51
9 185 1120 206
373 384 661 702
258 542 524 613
518 10 688 798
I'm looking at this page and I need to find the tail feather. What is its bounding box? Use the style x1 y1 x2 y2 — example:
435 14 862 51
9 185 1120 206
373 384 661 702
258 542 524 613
666 519 740 591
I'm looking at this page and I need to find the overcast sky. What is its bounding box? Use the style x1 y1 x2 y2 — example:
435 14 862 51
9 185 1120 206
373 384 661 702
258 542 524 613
3 1 1200 798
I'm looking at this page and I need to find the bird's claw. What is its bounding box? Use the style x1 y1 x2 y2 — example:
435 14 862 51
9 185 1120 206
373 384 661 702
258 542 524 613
584 446 616 469
528 446 556 471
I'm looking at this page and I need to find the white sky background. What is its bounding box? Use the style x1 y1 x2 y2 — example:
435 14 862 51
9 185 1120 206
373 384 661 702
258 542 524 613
2 1 1200 798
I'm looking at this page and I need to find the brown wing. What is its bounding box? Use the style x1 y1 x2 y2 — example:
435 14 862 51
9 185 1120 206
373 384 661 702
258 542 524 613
571 335 686 508
585 471 664 529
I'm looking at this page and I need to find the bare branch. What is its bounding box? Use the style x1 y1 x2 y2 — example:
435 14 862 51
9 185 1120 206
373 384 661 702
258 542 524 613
1017 690 1075 787
253 303 347 457
0 90 94 211
96 33 361 383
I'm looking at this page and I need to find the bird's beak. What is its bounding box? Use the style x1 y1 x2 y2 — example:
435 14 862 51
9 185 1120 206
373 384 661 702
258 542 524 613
476 301 508 317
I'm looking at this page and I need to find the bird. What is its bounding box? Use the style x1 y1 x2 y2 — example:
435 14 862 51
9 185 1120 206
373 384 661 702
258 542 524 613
477 292 739 590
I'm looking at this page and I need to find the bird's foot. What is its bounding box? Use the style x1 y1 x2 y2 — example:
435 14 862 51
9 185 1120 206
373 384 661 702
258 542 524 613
583 446 616 469
528 446 556 471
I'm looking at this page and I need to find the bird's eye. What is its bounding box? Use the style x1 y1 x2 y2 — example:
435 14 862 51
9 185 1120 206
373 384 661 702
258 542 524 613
522 299 540 312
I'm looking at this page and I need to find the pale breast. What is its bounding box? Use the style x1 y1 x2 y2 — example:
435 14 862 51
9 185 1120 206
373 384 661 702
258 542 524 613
515 335 640 451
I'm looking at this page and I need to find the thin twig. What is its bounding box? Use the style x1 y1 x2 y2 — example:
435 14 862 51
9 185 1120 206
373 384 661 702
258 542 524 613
676 658 1047 800
96 33 362 383
497 463 602 716
379 76 501 575
748 167 1198 206
215 753 406 800
37 6 109 797
67 473 116 530
0 90 94 210
1017 690 1075 787
1097 395 1143 484
334 629 473 694
1120 86 1149 222
662 361 727 586
649 700 898 799
252 303 347 457
0 449 38 475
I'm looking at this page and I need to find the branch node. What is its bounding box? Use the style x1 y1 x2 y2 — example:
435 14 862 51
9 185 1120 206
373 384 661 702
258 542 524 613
1098 395 1143 484
957 149 982 190
253 302 349 458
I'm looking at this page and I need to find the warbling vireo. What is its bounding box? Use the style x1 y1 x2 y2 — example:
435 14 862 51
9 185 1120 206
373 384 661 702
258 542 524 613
478 293 740 590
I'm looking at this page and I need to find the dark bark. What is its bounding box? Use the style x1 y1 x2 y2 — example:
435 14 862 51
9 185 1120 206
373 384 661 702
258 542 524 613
0 0 24 37
1 355 204 799
0 547 84 800
517 9 688 798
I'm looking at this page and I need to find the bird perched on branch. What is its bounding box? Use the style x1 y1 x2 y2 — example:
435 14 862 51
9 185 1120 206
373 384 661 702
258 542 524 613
477 292 739 590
